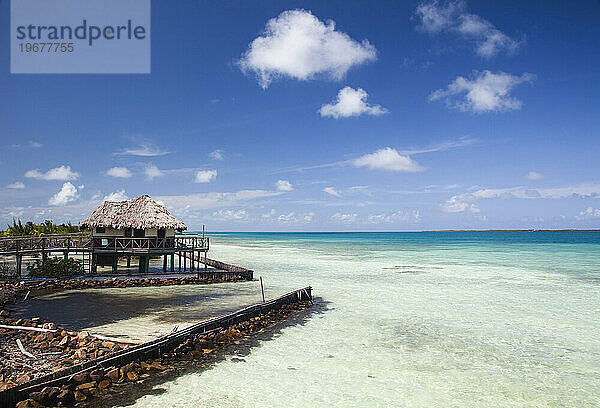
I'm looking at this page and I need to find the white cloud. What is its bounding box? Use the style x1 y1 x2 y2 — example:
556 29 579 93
526 171 543 180
429 70 534 113
239 9 377 88
48 182 79 206
275 180 293 191
194 170 217 183
156 190 284 211
114 144 170 157
28 141 42 148
323 187 341 197
440 196 480 213
6 181 25 189
352 147 424 172
575 207 600 221
319 87 388 119
415 1 519 57
25 165 80 181
368 210 422 223
211 209 249 221
209 150 224 160
144 164 164 181
103 189 128 202
304 212 315 222
441 183 600 213
106 167 132 178
331 212 357 224
278 212 298 223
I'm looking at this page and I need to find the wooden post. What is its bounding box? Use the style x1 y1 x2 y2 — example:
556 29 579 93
138 255 144 273
63 250 68 261
204 251 207 271
112 255 118 272
178 252 181 272
127 256 131 268
260 276 265 303
170 254 174 272
183 251 187 272
145 255 150 273
163 255 167 272
16 255 22 278
91 253 97 273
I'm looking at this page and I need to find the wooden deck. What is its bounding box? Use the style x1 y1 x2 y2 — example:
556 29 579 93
0 233 210 276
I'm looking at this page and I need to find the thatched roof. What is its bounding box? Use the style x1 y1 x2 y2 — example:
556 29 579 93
79 195 187 230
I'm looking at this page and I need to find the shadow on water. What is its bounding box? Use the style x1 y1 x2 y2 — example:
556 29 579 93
81 297 331 408
8 285 258 332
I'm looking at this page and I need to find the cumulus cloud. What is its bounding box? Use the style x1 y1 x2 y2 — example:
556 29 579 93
441 183 600 213
429 70 534 113
6 181 25 189
211 209 248 221
278 212 298 223
144 164 164 181
48 182 79 206
25 165 80 181
28 141 43 148
331 212 357 224
114 144 170 157
194 170 217 183
275 180 293 191
526 171 543 180
575 207 600 221
323 187 341 197
319 87 388 119
106 167 132 178
368 210 422 223
352 147 424 172
239 9 377 88
415 1 520 57
103 189 128 202
209 150 224 160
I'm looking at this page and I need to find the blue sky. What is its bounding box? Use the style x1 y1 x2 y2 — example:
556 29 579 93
1 0 599 231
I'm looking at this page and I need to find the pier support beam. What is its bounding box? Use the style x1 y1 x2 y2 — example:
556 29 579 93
16 255 22 277
163 255 167 272
127 256 131 268
138 255 144 273
112 255 118 273
178 252 181 272
170 254 174 272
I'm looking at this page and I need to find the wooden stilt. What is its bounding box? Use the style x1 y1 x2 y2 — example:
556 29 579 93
138 256 144 273
204 251 207 271
91 253 97 273
178 252 181 272
112 255 118 272
63 250 68 261
127 256 131 268
163 255 167 272
145 255 150 272
183 252 187 272
16 255 22 277
170 254 174 272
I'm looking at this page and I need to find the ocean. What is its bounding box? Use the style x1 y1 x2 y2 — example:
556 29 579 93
17 231 600 407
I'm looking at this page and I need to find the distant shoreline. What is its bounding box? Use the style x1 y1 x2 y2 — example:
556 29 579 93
206 229 600 233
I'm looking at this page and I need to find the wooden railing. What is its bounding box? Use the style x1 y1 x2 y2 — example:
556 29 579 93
0 234 208 255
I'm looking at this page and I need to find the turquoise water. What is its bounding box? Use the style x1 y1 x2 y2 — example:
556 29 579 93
123 231 598 406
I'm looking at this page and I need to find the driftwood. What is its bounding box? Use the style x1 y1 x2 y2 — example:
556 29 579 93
0 324 57 333
16 339 36 359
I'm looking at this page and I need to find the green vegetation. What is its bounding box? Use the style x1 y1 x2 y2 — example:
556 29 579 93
27 257 84 278
2 219 84 237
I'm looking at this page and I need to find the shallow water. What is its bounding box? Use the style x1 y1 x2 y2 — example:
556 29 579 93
16 232 600 406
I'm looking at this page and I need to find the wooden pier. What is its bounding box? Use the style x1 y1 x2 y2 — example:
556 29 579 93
0 233 209 276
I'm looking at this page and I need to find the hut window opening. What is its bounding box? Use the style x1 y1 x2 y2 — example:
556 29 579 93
96 227 105 234
134 228 145 238
157 228 166 239
125 228 132 237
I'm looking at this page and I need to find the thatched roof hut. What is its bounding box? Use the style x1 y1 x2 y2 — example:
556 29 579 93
80 195 187 231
